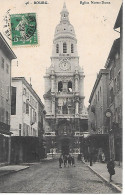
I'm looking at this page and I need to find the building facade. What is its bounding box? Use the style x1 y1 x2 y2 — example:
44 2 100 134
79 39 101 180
43 3 88 154
10 77 45 162
104 4 122 162
87 69 109 160
0 33 16 163
88 69 109 134
86 4 122 162
11 77 44 138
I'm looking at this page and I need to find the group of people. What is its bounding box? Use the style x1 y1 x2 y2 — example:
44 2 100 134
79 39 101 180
59 152 115 182
59 154 75 168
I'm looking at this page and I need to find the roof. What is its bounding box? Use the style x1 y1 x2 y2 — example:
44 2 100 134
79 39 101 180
105 38 120 69
114 4 122 29
0 33 17 60
12 77 44 107
89 69 109 103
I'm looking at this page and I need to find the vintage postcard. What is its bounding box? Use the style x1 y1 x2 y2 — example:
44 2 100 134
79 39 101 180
0 0 123 193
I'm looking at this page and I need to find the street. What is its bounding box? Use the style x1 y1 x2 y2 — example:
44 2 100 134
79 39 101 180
0 159 118 193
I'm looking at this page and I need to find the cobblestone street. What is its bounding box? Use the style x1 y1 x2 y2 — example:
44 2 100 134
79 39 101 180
0 159 118 193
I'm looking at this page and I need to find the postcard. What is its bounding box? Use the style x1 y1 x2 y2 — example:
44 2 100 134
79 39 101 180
0 0 123 193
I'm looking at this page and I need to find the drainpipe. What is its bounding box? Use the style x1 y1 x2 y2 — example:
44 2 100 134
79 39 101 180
8 133 12 164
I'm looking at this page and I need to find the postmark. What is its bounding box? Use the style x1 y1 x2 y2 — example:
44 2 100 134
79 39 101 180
2 9 11 40
10 13 38 46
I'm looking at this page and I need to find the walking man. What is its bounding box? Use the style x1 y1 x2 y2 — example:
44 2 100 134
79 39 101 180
107 158 115 182
67 155 72 167
59 155 63 168
71 156 75 167
63 155 67 167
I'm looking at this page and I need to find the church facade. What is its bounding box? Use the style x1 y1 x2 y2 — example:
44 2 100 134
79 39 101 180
43 3 88 154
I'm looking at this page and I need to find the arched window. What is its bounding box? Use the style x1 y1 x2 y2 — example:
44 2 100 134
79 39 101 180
56 44 59 53
62 105 68 114
63 42 67 53
71 44 74 53
68 81 72 92
58 81 63 92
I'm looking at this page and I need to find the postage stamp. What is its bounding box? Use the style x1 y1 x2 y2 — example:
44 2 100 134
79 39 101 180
10 13 38 46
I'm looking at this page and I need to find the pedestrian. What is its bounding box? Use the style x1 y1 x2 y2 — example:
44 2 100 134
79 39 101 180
107 158 115 182
67 155 72 167
63 155 67 167
71 156 75 167
102 152 105 163
99 153 102 162
59 155 63 168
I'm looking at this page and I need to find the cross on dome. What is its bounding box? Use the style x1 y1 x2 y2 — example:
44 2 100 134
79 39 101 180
60 2 69 22
62 2 68 11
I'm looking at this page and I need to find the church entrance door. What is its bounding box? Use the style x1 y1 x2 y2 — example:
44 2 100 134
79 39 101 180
61 138 70 155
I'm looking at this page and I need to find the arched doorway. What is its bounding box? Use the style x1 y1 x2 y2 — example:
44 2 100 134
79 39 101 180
57 119 72 136
61 138 70 155
56 119 74 154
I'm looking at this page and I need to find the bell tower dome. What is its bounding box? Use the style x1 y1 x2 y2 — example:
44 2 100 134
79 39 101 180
52 2 77 58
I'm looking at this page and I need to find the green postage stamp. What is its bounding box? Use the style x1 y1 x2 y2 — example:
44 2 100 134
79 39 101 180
10 13 38 46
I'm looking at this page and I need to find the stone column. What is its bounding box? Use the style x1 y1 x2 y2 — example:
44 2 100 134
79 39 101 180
63 81 67 93
75 73 79 93
51 75 55 93
75 101 79 114
75 97 79 115
80 76 84 96
52 97 55 116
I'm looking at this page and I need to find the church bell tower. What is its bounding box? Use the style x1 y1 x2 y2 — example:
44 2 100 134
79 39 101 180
44 3 87 154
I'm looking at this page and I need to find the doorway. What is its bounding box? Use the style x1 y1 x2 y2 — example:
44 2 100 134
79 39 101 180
61 138 70 155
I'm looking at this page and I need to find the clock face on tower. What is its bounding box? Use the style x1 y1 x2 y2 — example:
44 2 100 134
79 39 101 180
59 59 71 71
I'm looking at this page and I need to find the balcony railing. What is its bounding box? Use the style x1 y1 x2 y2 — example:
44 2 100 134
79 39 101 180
56 114 75 118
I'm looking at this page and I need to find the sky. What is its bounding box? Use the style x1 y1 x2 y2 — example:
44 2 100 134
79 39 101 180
0 0 122 107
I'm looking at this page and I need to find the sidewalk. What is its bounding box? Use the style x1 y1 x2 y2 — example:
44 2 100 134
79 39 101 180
0 165 29 177
82 160 122 193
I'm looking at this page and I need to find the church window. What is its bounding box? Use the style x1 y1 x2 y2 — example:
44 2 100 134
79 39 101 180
56 44 59 53
58 81 63 92
63 42 67 53
71 44 74 53
26 102 29 114
62 105 68 114
68 81 72 92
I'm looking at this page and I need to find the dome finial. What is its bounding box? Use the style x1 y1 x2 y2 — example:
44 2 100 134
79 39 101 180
61 2 68 13
60 2 69 22
63 2 66 9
